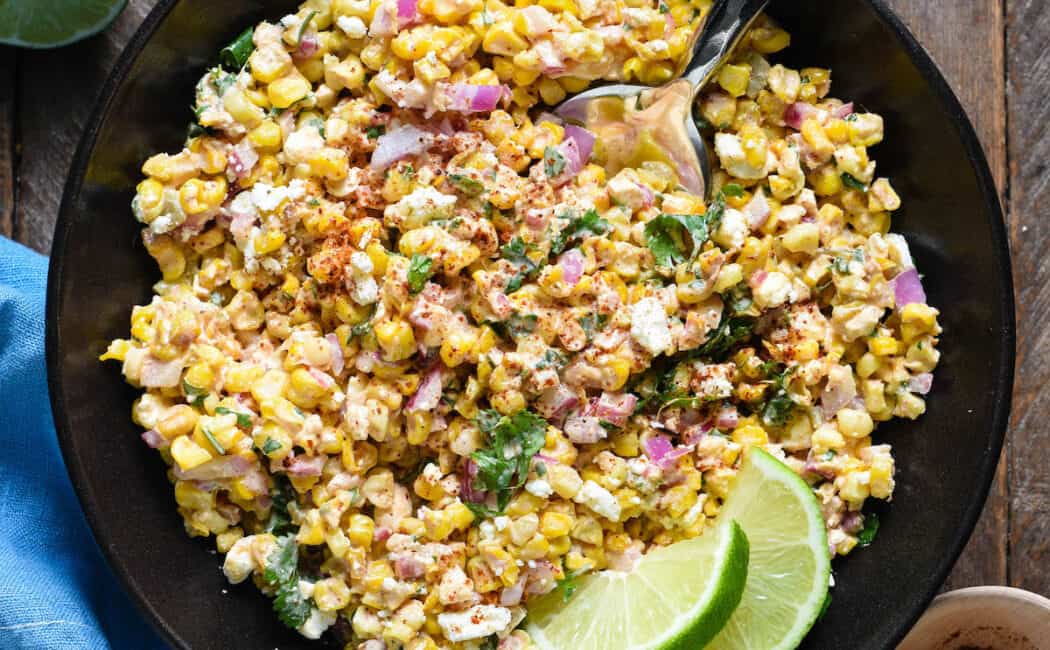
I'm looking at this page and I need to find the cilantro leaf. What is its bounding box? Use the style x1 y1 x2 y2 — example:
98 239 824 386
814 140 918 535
644 213 711 267
265 477 298 536
543 146 566 178
695 312 755 360
260 437 282 454
408 254 434 293
366 125 385 139
264 535 312 630
760 365 796 427
556 568 581 602
579 313 609 342
841 172 868 192
448 174 485 196
215 406 252 428
182 378 207 408
201 428 226 455
500 237 542 293
721 183 745 198
210 68 237 97
469 410 549 517
857 512 880 547
550 209 610 256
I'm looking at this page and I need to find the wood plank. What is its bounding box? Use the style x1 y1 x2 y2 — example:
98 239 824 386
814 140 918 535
882 0 1010 590
12 0 153 252
0 47 15 239
1006 0 1050 597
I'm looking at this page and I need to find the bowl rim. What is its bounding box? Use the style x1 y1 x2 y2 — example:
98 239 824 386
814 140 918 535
44 1 1017 649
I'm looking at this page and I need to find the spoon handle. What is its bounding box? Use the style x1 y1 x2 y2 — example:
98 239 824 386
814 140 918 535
682 0 770 92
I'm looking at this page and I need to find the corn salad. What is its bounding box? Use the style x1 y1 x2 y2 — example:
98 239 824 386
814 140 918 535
103 0 941 646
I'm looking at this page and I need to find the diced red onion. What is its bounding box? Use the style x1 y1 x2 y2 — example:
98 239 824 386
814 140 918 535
371 124 429 171
558 249 585 286
744 189 771 230
461 459 486 503
394 554 426 579
564 414 606 444
397 0 418 26
563 124 596 165
594 392 637 426
909 373 934 395
841 510 864 533
535 41 565 75
748 270 769 291
228 211 255 243
535 385 579 421
832 102 855 119
519 5 555 35
821 366 858 418
228 140 259 179
892 268 927 308
173 455 252 481
500 576 526 607
141 429 168 449
524 560 558 595
804 459 836 480
486 289 513 319
240 468 268 495
140 356 183 388
524 209 548 231
325 333 345 375
373 527 392 543
643 435 691 471
294 33 319 59
406 367 443 412
549 137 582 186
665 12 676 33
715 404 739 430
445 83 503 113
369 1 396 36
286 454 325 477
784 102 819 130
308 368 336 389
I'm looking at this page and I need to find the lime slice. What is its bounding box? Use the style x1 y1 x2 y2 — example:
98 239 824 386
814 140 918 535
706 448 831 650
0 0 128 49
526 518 749 650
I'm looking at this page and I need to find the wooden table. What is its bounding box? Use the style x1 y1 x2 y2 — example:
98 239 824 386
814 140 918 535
1 0 1045 597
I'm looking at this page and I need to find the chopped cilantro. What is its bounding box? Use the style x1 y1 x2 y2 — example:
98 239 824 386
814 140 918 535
503 312 538 339
543 146 566 178
695 312 755 360
644 213 712 267
201 427 226 455
500 237 542 293
448 173 485 196
408 254 434 293
366 125 385 139
556 567 581 602
261 437 282 455
297 9 318 45
579 313 609 341
215 406 252 428
760 366 796 427
264 535 312 630
857 512 880 547
536 349 567 370
265 477 297 536
307 198 320 207
822 450 836 461
841 172 868 192
182 379 207 408
468 410 549 516
721 183 746 198
549 209 610 256
210 68 237 97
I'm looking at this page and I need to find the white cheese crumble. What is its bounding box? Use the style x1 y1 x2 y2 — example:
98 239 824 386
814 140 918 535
630 297 672 356
573 480 621 522
437 605 512 642
250 179 306 213
298 608 337 640
335 15 367 39
525 479 554 498
752 271 795 309
714 208 749 250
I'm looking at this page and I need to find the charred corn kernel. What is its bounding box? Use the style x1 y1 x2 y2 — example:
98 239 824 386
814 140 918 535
347 513 375 547
171 435 212 471
374 319 416 362
732 423 769 447
717 63 751 98
313 577 351 612
268 76 311 109
868 336 900 356
406 411 431 445
546 463 583 499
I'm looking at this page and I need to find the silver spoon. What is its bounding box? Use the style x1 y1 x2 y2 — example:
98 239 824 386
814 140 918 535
555 0 769 198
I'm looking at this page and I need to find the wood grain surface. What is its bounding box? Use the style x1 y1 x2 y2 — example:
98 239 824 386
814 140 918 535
0 0 1044 597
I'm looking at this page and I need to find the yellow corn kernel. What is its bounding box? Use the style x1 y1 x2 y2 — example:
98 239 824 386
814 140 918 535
249 48 292 84
174 480 215 510
248 119 283 152
223 88 265 127
440 329 477 368
717 63 751 98
518 534 551 561
836 408 875 439
750 26 790 53
537 77 566 105
539 511 574 538
731 423 769 447
900 303 938 341
781 222 820 254
133 178 165 223
347 513 375 547
268 76 311 109
142 153 175 182
171 435 212 471
868 336 900 357
374 319 416 362
482 21 528 56
809 164 844 197
157 405 200 440
637 61 674 86
447 501 475 530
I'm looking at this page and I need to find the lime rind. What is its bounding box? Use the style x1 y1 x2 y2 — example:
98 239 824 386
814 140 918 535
706 448 832 650
0 0 129 49
526 518 749 650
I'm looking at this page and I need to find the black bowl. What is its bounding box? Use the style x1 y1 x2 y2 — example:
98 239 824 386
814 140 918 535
46 1 1015 648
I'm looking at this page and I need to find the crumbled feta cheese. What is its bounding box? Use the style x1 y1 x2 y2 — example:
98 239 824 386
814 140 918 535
336 15 367 39
437 605 512 642
494 516 510 531
714 132 768 179
573 480 621 521
221 537 255 584
525 479 554 498
752 271 795 309
350 276 379 305
283 128 326 164
479 521 496 540
607 170 648 210
350 251 374 274
250 180 306 213
298 608 336 640
630 297 672 356
714 208 749 250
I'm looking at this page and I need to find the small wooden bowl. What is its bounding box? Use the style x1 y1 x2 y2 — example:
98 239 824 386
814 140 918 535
898 586 1050 650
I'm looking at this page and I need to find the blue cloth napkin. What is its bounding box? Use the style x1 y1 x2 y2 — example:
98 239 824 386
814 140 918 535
0 236 167 649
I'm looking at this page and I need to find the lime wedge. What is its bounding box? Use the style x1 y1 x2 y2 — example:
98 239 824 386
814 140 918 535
526 518 749 650
0 0 128 49
706 448 831 650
